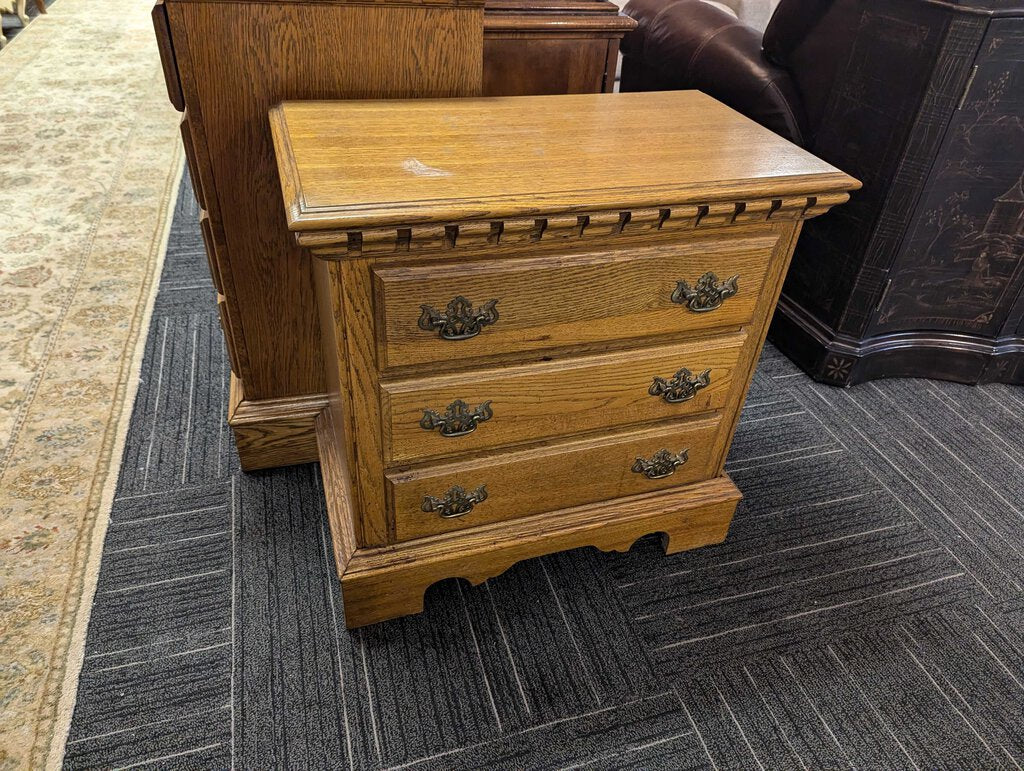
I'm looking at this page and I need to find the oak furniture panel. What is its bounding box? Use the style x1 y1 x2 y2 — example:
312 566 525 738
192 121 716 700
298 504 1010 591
389 415 724 541
382 332 746 463
327 465 742 627
271 91 859 627
373 241 771 368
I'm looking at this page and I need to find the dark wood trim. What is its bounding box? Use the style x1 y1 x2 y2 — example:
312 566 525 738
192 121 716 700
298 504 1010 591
483 12 635 31
770 294 1024 386
921 0 1024 18
166 0 485 6
485 0 622 12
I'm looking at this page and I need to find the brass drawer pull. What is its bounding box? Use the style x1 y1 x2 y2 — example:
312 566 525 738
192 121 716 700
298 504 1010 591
671 271 738 312
632 449 689 479
418 296 499 340
420 399 493 437
422 485 488 519
649 368 711 403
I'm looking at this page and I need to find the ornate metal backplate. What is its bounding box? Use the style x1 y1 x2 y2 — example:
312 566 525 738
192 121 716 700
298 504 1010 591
649 368 711 403
420 399 493 437
671 272 739 312
421 485 488 519
631 448 690 479
418 296 499 340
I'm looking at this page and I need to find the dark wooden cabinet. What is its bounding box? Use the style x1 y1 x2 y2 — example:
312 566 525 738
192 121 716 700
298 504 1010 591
483 0 634 95
769 2 1024 386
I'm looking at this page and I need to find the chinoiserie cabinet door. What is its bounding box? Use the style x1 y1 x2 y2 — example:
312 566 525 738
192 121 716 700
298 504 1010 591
868 19 1024 342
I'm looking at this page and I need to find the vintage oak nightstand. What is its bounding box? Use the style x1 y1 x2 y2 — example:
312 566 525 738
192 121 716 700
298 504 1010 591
269 91 859 628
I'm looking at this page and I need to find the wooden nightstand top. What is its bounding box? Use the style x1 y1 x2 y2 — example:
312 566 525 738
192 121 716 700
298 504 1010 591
270 90 859 232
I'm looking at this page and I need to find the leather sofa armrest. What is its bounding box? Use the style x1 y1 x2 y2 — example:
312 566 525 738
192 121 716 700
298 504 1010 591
620 0 809 147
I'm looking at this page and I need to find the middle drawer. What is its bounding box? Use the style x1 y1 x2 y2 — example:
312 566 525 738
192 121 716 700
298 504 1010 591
382 331 746 464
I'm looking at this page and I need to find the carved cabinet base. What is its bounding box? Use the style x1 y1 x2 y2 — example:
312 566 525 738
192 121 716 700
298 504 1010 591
271 91 858 627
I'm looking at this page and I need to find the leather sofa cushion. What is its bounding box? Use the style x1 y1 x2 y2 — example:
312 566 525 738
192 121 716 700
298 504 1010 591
622 0 809 145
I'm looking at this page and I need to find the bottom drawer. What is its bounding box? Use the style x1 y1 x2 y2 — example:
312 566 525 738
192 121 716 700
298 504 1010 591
388 414 723 541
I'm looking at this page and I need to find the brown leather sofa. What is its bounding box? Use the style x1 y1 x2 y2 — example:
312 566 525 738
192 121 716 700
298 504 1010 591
620 0 813 145
620 0 1024 386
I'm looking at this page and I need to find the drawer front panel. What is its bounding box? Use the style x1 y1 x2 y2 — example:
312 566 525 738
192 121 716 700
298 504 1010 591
373 234 777 369
389 414 723 541
383 332 745 464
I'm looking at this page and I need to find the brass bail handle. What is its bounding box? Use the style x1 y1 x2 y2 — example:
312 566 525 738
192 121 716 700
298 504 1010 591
418 296 499 341
671 272 738 313
421 485 488 519
420 400 493 438
631 449 690 479
649 368 711 404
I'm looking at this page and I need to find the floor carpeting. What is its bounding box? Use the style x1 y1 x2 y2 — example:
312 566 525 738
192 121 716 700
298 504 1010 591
64 174 1024 770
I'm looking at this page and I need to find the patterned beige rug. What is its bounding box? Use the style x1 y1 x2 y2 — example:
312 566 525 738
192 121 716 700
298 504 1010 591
0 0 183 766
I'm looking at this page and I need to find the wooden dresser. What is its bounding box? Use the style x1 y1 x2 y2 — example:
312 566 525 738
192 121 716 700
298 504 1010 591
269 91 859 627
152 0 634 471
482 0 634 95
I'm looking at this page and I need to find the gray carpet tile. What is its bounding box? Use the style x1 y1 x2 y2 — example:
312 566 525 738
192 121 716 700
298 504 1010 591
64 171 1024 769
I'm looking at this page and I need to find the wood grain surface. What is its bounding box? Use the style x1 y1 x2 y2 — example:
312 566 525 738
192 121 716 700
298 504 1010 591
315 404 358 575
483 37 616 95
227 377 326 470
705 222 804 478
481 0 632 95
373 237 775 367
270 91 859 231
334 259 392 546
382 331 746 463
166 0 484 405
388 414 723 540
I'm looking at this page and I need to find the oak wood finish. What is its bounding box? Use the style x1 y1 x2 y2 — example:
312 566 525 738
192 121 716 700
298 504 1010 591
372 240 772 368
382 332 746 463
390 415 723 541
275 93 851 232
155 0 485 470
331 450 744 627
227 379 327 472
153 0 635 470
272 91 859 627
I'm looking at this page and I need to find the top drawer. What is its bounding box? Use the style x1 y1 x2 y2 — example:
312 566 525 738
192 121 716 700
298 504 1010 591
372 233 778 369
